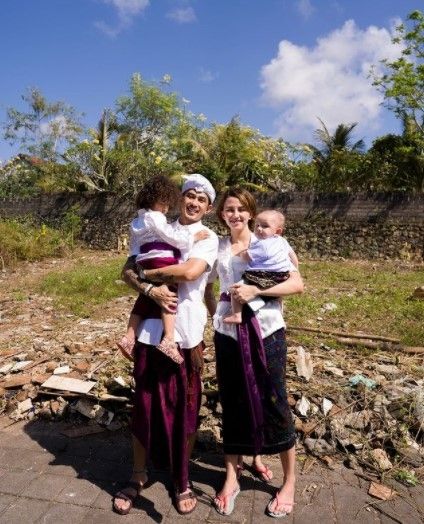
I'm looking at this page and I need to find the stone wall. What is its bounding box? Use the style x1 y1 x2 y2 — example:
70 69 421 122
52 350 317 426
1 192 423 260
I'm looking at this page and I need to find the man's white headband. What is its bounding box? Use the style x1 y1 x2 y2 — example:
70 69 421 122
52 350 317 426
181 173 216 204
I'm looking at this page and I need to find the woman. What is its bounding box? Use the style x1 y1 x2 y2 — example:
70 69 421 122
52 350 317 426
204 187 303 518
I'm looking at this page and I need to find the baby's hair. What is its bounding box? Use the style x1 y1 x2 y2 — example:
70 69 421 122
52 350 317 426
136 175 181 211
256 209 286 231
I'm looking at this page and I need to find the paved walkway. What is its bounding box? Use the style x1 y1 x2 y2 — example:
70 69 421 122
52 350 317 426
0 420 422 523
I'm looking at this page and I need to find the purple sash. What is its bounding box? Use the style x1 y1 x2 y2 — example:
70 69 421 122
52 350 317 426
220 293 270 453
140 241 181 259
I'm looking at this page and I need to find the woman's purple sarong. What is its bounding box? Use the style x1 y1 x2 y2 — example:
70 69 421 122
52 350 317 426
215 295 295 455
132 341 202 493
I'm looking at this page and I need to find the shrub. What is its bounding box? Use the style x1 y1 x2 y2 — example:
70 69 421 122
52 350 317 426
0 219 68 267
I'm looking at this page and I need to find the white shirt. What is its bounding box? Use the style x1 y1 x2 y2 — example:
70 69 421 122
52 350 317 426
136 219 218 348
211 236 298 341
129 209 194 261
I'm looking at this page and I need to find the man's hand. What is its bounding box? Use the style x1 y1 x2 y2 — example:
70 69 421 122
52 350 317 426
149 284 178 313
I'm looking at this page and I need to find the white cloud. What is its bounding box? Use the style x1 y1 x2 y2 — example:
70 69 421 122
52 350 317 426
260 20 404 142
167 7 196 24
199 67 218 83
95 0 150 37
296 0 314 20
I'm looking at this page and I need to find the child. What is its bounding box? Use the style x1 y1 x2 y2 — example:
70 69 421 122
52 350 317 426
118 175 209 363
224 209 298 324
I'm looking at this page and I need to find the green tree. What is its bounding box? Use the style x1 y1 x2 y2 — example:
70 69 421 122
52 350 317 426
2 87 83 161
373 10 424 134
307 119 366 191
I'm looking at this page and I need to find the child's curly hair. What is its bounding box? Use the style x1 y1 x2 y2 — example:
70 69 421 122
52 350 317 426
135 175 181 211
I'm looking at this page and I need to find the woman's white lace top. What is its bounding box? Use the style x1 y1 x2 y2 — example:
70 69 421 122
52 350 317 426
211 236 286 341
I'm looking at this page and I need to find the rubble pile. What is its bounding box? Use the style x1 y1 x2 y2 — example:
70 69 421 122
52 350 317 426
0 261 423 489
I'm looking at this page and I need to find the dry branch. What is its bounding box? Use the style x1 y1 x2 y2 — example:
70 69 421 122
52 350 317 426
288 325 400 343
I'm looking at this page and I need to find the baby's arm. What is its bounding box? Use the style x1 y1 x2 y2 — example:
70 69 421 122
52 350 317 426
144 211 194 250
194 229 210 242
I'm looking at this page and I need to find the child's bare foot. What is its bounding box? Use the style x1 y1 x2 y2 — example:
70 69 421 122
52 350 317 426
157 338 183 364
117 335 135 361
223 313 242 324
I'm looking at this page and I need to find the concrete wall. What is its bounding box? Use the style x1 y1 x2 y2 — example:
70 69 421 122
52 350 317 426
1 192 423 260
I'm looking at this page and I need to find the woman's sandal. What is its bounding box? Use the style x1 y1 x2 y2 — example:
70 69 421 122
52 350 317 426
266 490 295 518
174 485 198 515
252 463 273 482
112 470 148 515
213 485 241 516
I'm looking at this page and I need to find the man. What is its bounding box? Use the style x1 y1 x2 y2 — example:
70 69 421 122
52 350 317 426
113 174 218 516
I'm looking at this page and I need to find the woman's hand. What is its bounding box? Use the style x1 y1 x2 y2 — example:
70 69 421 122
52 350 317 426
149 285 178 313
230 283 259 304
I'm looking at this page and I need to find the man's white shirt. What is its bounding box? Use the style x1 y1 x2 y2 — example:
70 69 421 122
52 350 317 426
136 219 218 349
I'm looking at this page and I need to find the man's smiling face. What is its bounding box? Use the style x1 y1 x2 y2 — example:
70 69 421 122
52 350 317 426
179 189 212 225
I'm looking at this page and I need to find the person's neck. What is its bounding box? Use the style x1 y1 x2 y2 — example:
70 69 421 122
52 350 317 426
231 227 251 246
178 217 200 226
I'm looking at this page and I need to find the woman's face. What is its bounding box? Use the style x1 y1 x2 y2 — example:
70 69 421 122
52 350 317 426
221 196 252 232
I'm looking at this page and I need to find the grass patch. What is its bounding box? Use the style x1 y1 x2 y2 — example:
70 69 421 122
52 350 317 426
0 219 68 267
36 255 423 344
38 256 130 317
284 260 424 346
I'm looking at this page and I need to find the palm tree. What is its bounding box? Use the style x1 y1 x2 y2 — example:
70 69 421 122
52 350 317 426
307 119 366 191
309 118 365 164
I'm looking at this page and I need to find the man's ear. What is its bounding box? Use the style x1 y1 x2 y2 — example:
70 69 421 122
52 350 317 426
205 204 213 215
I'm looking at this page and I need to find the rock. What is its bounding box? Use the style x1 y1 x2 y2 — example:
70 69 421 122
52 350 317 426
53 365 71 375
50 397 68 417
321 302 337 312
368 481 396 501
17 398 33 413
304 438 335 455
340 410 372 430
64 341 84 355
323 362 344 377
45 361 57 373
374 364 401 378
370 448 393 471
295 396 311 417
295 346 313 381
322 398 333 416
199 406 209 417
396 447 424 468
1 374 32 388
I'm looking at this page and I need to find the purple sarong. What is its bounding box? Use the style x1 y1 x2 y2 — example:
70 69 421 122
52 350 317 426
132 341 202 493
216 294 295 455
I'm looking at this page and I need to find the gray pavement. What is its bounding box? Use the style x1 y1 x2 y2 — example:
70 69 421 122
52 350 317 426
0 420 422 523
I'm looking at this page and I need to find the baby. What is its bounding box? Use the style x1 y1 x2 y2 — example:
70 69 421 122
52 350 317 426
224 209 298 324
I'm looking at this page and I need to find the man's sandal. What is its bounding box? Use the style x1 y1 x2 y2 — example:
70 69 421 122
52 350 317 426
112 470 148 515
252 464 273 482
174 486 197 515
213 486 240 516
266 490 295 518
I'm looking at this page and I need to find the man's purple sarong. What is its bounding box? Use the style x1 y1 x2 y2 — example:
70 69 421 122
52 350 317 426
132 342 202 493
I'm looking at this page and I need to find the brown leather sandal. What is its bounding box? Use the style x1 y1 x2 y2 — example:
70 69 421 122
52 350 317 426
112 480 142 515
174 487 197 515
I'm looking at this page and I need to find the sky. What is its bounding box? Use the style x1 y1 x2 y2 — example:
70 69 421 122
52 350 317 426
0 0 420 161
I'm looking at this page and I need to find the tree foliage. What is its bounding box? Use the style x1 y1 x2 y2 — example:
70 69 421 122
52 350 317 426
2 88 83 161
